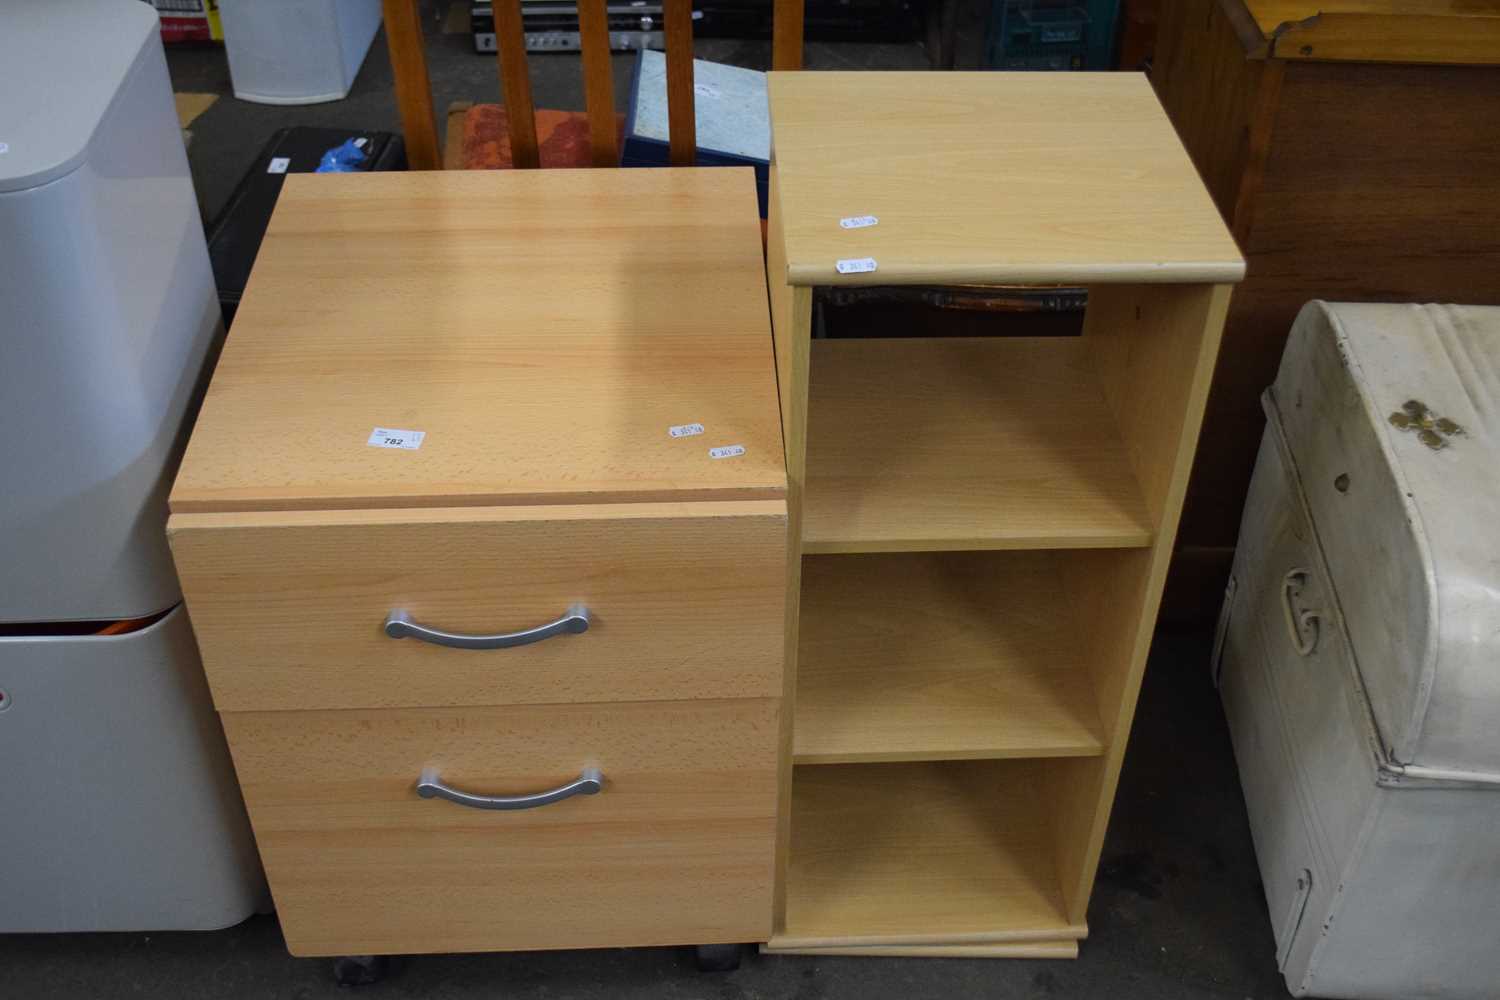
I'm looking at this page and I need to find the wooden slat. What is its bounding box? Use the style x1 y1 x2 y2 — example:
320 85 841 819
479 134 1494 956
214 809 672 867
576 0 618 167
492 0 539 169
380 0 441 170
772 0 806 70
664 0 696 166
1247 0 1500 65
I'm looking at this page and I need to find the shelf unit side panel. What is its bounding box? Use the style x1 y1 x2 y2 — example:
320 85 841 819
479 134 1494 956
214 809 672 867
1084 284 1234 531
1048 282 1234 924
766 166 813 937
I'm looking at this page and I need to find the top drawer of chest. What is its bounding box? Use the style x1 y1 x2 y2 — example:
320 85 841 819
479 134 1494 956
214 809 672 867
169 500 786 713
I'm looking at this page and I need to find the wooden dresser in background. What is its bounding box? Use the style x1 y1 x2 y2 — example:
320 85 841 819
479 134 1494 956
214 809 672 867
1152 0 1500 623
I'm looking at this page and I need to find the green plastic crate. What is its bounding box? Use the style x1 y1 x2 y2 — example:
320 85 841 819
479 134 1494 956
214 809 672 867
984 0 1121 71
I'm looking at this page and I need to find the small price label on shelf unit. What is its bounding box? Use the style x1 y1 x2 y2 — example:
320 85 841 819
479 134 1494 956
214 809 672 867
267 157 291 174
368 427 425 450
839 215 878 229
669 423 705 438
709 444 746 459
836 257 878 274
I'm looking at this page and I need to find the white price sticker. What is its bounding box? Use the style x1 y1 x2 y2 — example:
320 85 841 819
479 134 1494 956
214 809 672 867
669 423 705 438
368 427 425 450
839 215 878 229
267 157 291 174
709 444 746 459
835 257 878 274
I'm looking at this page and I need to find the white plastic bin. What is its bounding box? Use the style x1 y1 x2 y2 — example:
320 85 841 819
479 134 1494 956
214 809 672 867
220 0 383 105
0 0 222 623
0 607 267 932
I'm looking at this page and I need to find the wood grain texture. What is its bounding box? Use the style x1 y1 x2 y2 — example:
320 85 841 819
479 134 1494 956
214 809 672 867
765 73 1244 287
1084 285 1233 530
773 761 1083 948
576 0 618 167
169 501 785 712
1151 0 1282 244
1248 0 1500 64
1042 283 1232 924
170 170 784 514
664 0 696 166
795 552 1105 764
804 337 1153 553
762 941 1079 958
222 698 778 956
767 166 813 937
1162 44 1500 575
772 0 806 69
492 0 539 169
381 0 441 170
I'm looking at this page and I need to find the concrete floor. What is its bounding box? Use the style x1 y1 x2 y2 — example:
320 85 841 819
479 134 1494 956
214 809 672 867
1 15 1288 999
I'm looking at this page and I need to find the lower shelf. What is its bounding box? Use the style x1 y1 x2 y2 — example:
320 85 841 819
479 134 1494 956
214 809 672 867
761 940 1079 959
774 759 1083 949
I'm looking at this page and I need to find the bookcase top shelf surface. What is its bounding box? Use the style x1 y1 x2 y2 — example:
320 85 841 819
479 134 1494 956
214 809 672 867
766 72 1245 288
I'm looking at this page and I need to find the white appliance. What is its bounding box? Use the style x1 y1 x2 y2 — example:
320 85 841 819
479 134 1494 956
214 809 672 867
218 0 382 105
0 0 265 932
1215 301 1500 999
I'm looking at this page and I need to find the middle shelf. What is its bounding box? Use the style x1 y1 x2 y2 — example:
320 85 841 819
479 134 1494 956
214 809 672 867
803 336 1153 554
794 550 1106 764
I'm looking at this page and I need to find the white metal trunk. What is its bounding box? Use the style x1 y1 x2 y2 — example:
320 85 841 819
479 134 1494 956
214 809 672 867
1216 301 1500 999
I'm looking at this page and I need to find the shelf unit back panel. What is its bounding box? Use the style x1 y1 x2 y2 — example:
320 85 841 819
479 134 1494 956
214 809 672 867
804 336 1155 553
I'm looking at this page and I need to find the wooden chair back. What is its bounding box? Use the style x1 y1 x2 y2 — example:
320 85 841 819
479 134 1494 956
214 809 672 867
382 0 806 171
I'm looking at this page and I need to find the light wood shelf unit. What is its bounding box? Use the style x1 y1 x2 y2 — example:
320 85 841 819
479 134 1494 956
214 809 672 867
795 551 1105 765
804 337 1154 554
763 72 1243 956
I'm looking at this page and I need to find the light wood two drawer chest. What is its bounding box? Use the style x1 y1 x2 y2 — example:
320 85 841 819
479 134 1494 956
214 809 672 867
167 169 788 960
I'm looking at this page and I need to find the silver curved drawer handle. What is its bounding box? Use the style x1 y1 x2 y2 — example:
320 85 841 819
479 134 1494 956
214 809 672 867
416 766 603 811
1281 569 1322 657
383 605 590 650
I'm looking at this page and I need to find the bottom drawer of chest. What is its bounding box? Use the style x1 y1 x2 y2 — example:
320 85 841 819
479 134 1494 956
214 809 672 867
221 698 779 956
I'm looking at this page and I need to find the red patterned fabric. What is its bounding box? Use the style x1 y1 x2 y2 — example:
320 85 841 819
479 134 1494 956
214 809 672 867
461 104 626 170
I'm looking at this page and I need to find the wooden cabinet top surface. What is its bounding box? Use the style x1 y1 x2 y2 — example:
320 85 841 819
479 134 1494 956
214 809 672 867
171 169 786 514
765 72 1244 288
1232 0 1500 63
